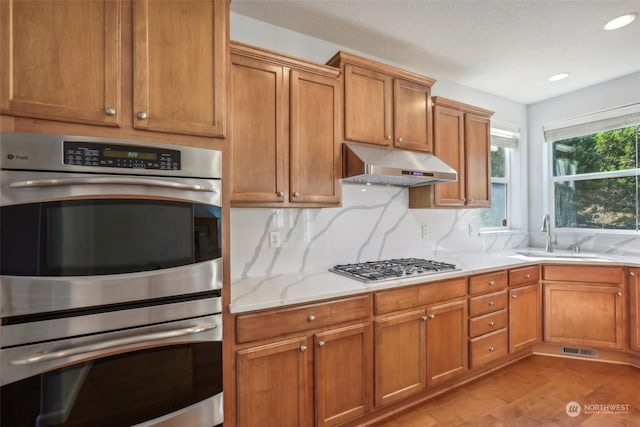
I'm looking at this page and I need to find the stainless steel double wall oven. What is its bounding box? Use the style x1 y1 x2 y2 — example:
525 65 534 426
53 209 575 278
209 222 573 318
0 133 223 427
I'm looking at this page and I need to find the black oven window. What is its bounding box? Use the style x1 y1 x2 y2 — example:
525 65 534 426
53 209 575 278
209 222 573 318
0 342 222 427
1 200 221 276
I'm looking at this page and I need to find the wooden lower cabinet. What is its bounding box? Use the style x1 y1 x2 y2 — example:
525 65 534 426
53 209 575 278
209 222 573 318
235 323 372 427
236 336 312 427
543 283 625 350
509 283 541 353
374 299 467 407
630 268 640 353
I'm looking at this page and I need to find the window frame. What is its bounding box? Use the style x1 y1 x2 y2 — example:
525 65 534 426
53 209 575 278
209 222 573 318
480 144 512 230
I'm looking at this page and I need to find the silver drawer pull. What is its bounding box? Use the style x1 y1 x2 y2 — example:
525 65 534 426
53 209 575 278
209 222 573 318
308 315 316 321
299 345 307 352
524 273 531 279
512 294 518 299
488 280 495 286
318 341 325 347
616 291 623 297
488 321 495 327
488 346 495 352
11 323 216 365
488 300 495 306
428 314 435 320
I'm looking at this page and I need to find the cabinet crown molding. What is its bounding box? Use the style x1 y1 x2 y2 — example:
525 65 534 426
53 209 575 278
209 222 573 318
432 96 494 117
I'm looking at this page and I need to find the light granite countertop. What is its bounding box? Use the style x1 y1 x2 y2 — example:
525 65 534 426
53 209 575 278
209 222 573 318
230 250 640 314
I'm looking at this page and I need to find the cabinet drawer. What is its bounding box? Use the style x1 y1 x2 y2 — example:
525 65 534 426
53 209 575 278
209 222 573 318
542 265 623 284
509 266 539 287
469 309 507 338
375 278 467 315
470 329 508 369
469 290 507 317
469 271 507 296
236 295 370 343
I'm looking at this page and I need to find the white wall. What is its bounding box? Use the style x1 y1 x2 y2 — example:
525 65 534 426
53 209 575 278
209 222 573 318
527 72 640 255
229 13 532 277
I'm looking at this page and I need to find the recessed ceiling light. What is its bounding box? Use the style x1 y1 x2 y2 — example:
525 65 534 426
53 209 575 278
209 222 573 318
548 72 569 82
604 13 637 30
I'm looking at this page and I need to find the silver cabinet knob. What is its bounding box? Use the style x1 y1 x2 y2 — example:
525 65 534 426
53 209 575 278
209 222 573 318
420 315 428 321
512 294 518 299
488 300 495 306
488 280 495 286
427 314 435 320
105 107 117 116
630 271 636 277
488 321 495 327
137 111 148 120
385 135 392 141
293 191 300 197
277 191 284 197
524 273 531 279
397 136 404 143
616 291 623 297
308 314 316 321
318 341 325 347
488 346 495 352
299 345 307 352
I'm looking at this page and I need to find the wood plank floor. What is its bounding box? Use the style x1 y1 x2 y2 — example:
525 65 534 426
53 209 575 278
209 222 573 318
375 355 640 426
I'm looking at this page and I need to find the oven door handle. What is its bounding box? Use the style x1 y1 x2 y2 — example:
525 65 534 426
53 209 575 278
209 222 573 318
9 177 217 193
10 323 217 366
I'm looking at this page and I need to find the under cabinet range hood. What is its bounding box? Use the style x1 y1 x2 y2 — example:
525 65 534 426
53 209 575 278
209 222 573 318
342 143 457 187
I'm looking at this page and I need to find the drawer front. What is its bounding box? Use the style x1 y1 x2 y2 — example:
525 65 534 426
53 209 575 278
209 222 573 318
236 294 371 343
469 290 507 317
509 266 539 287
470 329 508 369
375 277 467 315
469 271 507 296
542 265 624 284
469 309 508 338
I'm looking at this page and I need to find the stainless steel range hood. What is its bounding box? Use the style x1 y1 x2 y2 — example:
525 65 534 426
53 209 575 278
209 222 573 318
342 143 457 187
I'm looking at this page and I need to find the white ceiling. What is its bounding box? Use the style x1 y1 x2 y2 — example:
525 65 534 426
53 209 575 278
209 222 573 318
230 0 640 105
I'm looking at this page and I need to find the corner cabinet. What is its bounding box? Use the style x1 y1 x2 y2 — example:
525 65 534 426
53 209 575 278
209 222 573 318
543 265 626 350
230 42 341 207
327 51 435 152
1 0 228 138
409 97 493 208
234 295 373 427
630 268 640 354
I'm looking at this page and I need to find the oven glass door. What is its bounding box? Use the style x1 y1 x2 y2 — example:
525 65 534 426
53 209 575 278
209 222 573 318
1 199 221 276
1 342 222 427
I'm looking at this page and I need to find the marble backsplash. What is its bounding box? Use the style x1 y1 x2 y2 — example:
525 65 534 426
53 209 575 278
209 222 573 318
230 183 530 279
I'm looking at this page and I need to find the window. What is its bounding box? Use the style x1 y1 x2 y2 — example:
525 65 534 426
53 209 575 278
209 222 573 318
544 104 640 232
480 126 518 229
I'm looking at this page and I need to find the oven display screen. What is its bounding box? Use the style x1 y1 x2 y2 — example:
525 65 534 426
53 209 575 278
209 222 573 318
103 150 158 160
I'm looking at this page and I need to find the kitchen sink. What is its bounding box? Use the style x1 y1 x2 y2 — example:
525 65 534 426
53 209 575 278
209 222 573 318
515 249 599 259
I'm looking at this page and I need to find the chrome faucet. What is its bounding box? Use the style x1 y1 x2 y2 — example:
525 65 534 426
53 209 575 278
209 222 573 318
541 214 553 253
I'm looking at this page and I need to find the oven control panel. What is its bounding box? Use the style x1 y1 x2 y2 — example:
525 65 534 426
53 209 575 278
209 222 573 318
63 142 181 170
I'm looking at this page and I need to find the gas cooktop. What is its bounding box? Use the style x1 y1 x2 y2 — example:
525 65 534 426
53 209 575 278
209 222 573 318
329 258 460 283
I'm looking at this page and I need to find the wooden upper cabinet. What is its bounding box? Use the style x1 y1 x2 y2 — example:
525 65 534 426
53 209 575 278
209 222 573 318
230 42 340 207
327 51 435 152
0 0 121 126
133 0 227 137
409 97 493 208
343 64 392 146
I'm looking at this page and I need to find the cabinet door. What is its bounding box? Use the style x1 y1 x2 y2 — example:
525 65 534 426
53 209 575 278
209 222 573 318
230 55 287 203
544 283 625 350
0 0 120 126
374 309 426 406
290 69 341 205
630 269 640 353
425 299 468 386
314 323 372 427
133 0 227 137
343 64 392 146
432 105 465 206
393 79 432 152
464 113 491 207
509 283 541 353
236 337 312 427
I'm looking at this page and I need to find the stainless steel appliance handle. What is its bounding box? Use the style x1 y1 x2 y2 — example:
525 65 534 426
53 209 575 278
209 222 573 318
9 177 217 193
11 323 216 366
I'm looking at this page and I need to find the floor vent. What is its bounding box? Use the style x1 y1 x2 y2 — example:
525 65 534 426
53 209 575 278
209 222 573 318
560 346 599 358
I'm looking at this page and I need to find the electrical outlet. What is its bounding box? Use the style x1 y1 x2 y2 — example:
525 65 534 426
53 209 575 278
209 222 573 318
421 225 429 239
467 223 475 236
269 231 281 248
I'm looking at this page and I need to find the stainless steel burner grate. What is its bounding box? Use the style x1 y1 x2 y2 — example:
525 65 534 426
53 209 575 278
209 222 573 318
330 258 460 283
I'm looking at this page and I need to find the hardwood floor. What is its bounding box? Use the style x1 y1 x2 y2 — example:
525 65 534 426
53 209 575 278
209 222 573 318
375 355 640 426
